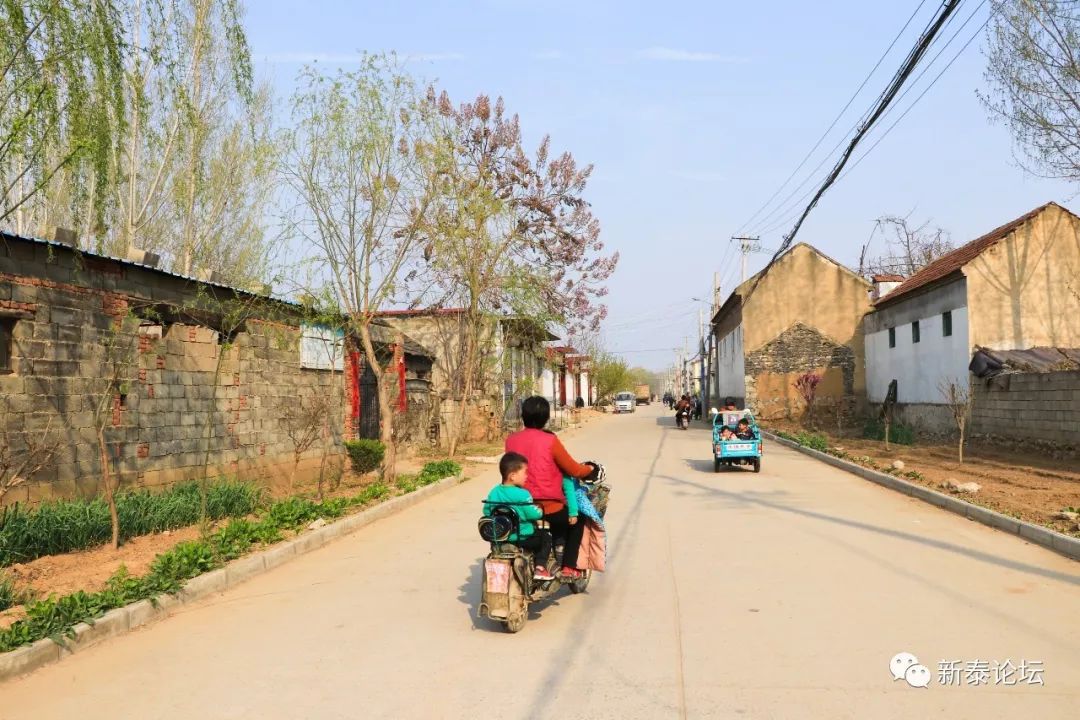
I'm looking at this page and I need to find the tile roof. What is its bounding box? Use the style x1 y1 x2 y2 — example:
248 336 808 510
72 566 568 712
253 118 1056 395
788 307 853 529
875 202 1067 306
872 273 904 282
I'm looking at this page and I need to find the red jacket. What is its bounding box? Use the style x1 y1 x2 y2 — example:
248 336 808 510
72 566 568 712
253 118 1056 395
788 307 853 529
505 429 592 509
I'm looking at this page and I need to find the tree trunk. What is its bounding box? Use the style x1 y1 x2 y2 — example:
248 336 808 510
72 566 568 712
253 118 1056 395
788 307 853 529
958 422 965 464
356 323 395 481
97 425 120 550
448 313 480 457
884 417 891 451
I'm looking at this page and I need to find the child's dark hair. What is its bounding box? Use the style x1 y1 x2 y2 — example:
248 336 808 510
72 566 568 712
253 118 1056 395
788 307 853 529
499 452 528 481
737 418 749 426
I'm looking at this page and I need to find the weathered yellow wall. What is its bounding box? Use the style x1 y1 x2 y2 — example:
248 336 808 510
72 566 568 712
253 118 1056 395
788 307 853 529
964 204 1080 350
750 367 847 420
740 244 874 397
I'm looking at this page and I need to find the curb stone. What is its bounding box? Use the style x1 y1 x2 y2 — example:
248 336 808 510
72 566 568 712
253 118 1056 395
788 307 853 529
763 431 1080 562
0 471 465 684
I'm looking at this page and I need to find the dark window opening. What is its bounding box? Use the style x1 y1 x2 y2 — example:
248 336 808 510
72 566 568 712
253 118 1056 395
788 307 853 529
912 321 921 344
888 327 896 349
942 311 953 337
119 393 128 408
0 319 14 373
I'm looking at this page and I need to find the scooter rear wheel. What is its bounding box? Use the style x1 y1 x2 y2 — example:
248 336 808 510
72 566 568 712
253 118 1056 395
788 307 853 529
505 611 527 633
568 570 591 594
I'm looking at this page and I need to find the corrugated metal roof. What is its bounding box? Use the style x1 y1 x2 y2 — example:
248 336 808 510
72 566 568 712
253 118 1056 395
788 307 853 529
875 202 1072 307
0 229 291 304
972 346 1080 375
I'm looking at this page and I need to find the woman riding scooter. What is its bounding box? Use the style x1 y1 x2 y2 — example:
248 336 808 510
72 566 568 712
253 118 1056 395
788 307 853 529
505 396 596 580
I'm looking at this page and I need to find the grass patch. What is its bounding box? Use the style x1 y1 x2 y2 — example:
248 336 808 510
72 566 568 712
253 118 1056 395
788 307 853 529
862 418 916 445
0 479 262 567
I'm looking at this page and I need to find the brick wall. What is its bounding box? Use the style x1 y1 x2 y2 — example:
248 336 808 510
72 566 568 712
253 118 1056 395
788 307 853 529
0 237 346 504
970 371 1080 445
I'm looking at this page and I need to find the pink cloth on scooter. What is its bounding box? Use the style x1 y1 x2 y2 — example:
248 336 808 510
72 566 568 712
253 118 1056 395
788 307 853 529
576 520 606 572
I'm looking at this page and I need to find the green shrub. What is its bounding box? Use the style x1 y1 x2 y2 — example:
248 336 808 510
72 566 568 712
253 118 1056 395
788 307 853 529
344 439 385 474
354 482 390 504
416 460 461 486
265 497 321 530
862 419 916 445
794 432 829 452
395 474 419 494
0 479 261 567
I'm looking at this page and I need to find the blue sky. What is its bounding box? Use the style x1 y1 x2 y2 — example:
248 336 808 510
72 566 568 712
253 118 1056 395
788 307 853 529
247 0 1075 370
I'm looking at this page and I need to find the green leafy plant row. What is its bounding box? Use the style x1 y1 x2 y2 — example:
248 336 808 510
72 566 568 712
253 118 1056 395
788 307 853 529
0 483 397 654
0 480 262 567
395 460 462 494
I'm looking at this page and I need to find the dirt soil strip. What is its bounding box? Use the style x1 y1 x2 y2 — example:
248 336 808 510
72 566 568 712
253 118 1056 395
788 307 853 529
0 471 465 685
763 431 1080 563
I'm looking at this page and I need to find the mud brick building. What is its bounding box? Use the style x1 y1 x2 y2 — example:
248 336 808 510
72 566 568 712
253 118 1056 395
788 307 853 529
864 202 1080 431
0 231 359 505
709 243 873 420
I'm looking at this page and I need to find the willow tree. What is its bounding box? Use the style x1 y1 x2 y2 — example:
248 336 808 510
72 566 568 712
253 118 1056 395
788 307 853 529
422 91 618 454
280 55 436 480
982 0 1080 181
0 0 125 235
108 0 274 284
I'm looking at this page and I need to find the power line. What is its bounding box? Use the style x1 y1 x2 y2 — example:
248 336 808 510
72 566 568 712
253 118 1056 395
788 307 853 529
752 1 989 240
746 2 972 238
752 0 965 290
836 3 992 182
734 0 933 236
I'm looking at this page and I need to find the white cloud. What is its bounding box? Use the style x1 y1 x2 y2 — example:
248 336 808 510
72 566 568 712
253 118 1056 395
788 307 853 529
638 47 748 63
259 51 464 64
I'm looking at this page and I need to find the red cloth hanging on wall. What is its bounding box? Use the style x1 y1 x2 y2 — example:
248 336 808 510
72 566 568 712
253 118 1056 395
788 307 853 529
396 345 406 413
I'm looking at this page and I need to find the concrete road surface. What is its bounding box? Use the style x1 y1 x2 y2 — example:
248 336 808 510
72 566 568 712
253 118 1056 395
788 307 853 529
3 405 1078 719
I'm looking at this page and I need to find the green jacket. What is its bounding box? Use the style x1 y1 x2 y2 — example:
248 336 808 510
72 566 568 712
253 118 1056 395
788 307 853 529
483 484 543 541
562 477 579 518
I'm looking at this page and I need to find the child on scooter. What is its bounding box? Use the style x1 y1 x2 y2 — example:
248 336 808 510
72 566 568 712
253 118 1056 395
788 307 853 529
484 452 554 580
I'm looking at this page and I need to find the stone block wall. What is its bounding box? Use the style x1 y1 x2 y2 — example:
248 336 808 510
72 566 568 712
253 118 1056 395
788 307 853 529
970 371 1080 445
0 237 346 505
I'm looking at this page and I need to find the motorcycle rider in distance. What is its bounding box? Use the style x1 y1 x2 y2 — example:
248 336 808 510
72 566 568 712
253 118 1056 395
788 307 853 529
505 396 596 580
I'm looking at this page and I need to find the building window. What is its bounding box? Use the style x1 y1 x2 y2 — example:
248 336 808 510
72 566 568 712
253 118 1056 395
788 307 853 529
0 319 13 374
912 321 920 344
300 324 344 370
942 311 953 337
888 327 896 349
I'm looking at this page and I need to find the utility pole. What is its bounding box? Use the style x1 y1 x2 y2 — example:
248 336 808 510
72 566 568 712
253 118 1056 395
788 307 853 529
731 236 762 283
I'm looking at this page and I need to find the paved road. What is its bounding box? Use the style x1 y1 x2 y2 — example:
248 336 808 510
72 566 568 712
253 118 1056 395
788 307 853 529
4 406 1078 719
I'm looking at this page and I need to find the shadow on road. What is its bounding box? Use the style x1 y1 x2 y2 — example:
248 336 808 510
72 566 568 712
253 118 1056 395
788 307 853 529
521 425 669 719
660 472 1080 587
658 472 1080 653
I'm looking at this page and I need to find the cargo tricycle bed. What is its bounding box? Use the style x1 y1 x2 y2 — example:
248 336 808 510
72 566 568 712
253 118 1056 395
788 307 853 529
711 409 762 473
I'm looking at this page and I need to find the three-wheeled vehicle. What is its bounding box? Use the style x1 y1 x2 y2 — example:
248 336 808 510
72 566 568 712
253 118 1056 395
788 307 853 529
712 409 762 473
477 469 610 633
